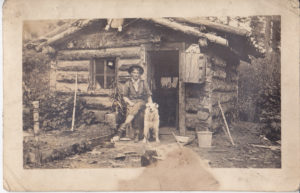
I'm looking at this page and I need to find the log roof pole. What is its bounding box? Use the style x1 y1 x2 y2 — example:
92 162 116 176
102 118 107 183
35 19 94 51
143 18 229 47
174 18 250 37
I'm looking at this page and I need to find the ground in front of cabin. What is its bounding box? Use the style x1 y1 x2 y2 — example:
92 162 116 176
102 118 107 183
24 121 280 169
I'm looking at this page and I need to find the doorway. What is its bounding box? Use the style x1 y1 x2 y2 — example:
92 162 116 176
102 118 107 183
147 51 179 128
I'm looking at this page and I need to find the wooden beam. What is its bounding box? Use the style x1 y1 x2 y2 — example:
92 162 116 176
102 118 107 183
143 18 228 47
57 47 141 60
174 18 250 37
179 49 186 136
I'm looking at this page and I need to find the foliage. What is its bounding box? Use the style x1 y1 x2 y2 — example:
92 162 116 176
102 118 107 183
237 16 281 141
23 92 100 131
110 81 127 125
22 47 52 104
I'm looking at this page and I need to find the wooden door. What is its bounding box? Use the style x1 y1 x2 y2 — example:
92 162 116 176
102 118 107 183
181 52 206 84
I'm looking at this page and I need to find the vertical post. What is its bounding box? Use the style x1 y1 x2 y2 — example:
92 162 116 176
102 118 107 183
104 60 107 89
179 50 186 136
71 72 78 132
32 101 40 135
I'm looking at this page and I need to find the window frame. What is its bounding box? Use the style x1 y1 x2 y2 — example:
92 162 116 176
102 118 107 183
89 58 117 90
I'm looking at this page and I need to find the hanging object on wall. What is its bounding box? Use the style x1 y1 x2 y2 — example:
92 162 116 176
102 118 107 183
105 19 125 32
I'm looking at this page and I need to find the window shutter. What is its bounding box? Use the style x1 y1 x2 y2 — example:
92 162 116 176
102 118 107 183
181 52 206 83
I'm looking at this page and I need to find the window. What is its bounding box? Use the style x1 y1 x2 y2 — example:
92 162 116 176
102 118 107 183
89 58 116 89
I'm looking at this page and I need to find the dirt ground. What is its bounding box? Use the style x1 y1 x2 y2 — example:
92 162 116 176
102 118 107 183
191 121 281 168
34 121 281 169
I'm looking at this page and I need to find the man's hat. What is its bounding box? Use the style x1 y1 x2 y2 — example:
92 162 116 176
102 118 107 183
128 65 144 75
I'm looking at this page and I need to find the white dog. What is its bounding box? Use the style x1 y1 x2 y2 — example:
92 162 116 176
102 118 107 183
143 102 160 143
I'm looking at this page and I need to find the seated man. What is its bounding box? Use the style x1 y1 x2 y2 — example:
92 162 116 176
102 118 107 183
118 65 152 142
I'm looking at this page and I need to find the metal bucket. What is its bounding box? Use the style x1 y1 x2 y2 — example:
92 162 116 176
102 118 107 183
197 131 212 148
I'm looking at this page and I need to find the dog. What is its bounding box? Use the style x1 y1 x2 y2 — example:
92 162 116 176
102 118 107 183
143 102 160 143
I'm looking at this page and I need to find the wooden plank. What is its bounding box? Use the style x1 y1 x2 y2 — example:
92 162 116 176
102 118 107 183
218 101 235 146
55 82 89 93
57 60 89 71
57 47 141 60
56 71 89 83
183 53 206 83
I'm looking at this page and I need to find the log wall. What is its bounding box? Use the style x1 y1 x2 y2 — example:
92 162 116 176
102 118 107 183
53 45 145 123
184 51 239 132
210 54 239 131
184 55 213 131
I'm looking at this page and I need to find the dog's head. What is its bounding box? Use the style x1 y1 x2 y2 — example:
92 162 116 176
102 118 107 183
146 102 159 113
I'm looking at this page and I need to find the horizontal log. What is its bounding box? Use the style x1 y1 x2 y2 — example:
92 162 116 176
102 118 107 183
57 60 89 71
56 71 89 83
174 18 250 37
143 18 228 46
118 58 141 71
55 82 89 93
82 96 113 110
212 79 236 92
57 47 141 60
185 97 210 112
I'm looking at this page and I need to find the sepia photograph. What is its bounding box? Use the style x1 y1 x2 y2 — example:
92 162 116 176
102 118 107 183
3 0 300 191
22 16 281 170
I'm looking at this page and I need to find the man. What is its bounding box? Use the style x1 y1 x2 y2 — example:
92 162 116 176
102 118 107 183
118 65 152 142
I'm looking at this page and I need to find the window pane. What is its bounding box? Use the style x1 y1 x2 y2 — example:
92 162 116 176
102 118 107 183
96 76 104 88
107 76 115 89
106 60 115 75
95 59 104 74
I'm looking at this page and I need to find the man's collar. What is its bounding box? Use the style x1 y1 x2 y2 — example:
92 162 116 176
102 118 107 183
131 78 141 83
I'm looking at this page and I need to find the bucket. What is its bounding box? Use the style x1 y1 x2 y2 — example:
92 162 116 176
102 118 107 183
197 131 212 148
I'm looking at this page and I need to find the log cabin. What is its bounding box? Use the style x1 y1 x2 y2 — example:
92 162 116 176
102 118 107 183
27 18 262 135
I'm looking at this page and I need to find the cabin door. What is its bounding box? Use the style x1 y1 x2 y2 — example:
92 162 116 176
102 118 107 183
147 51 179 128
